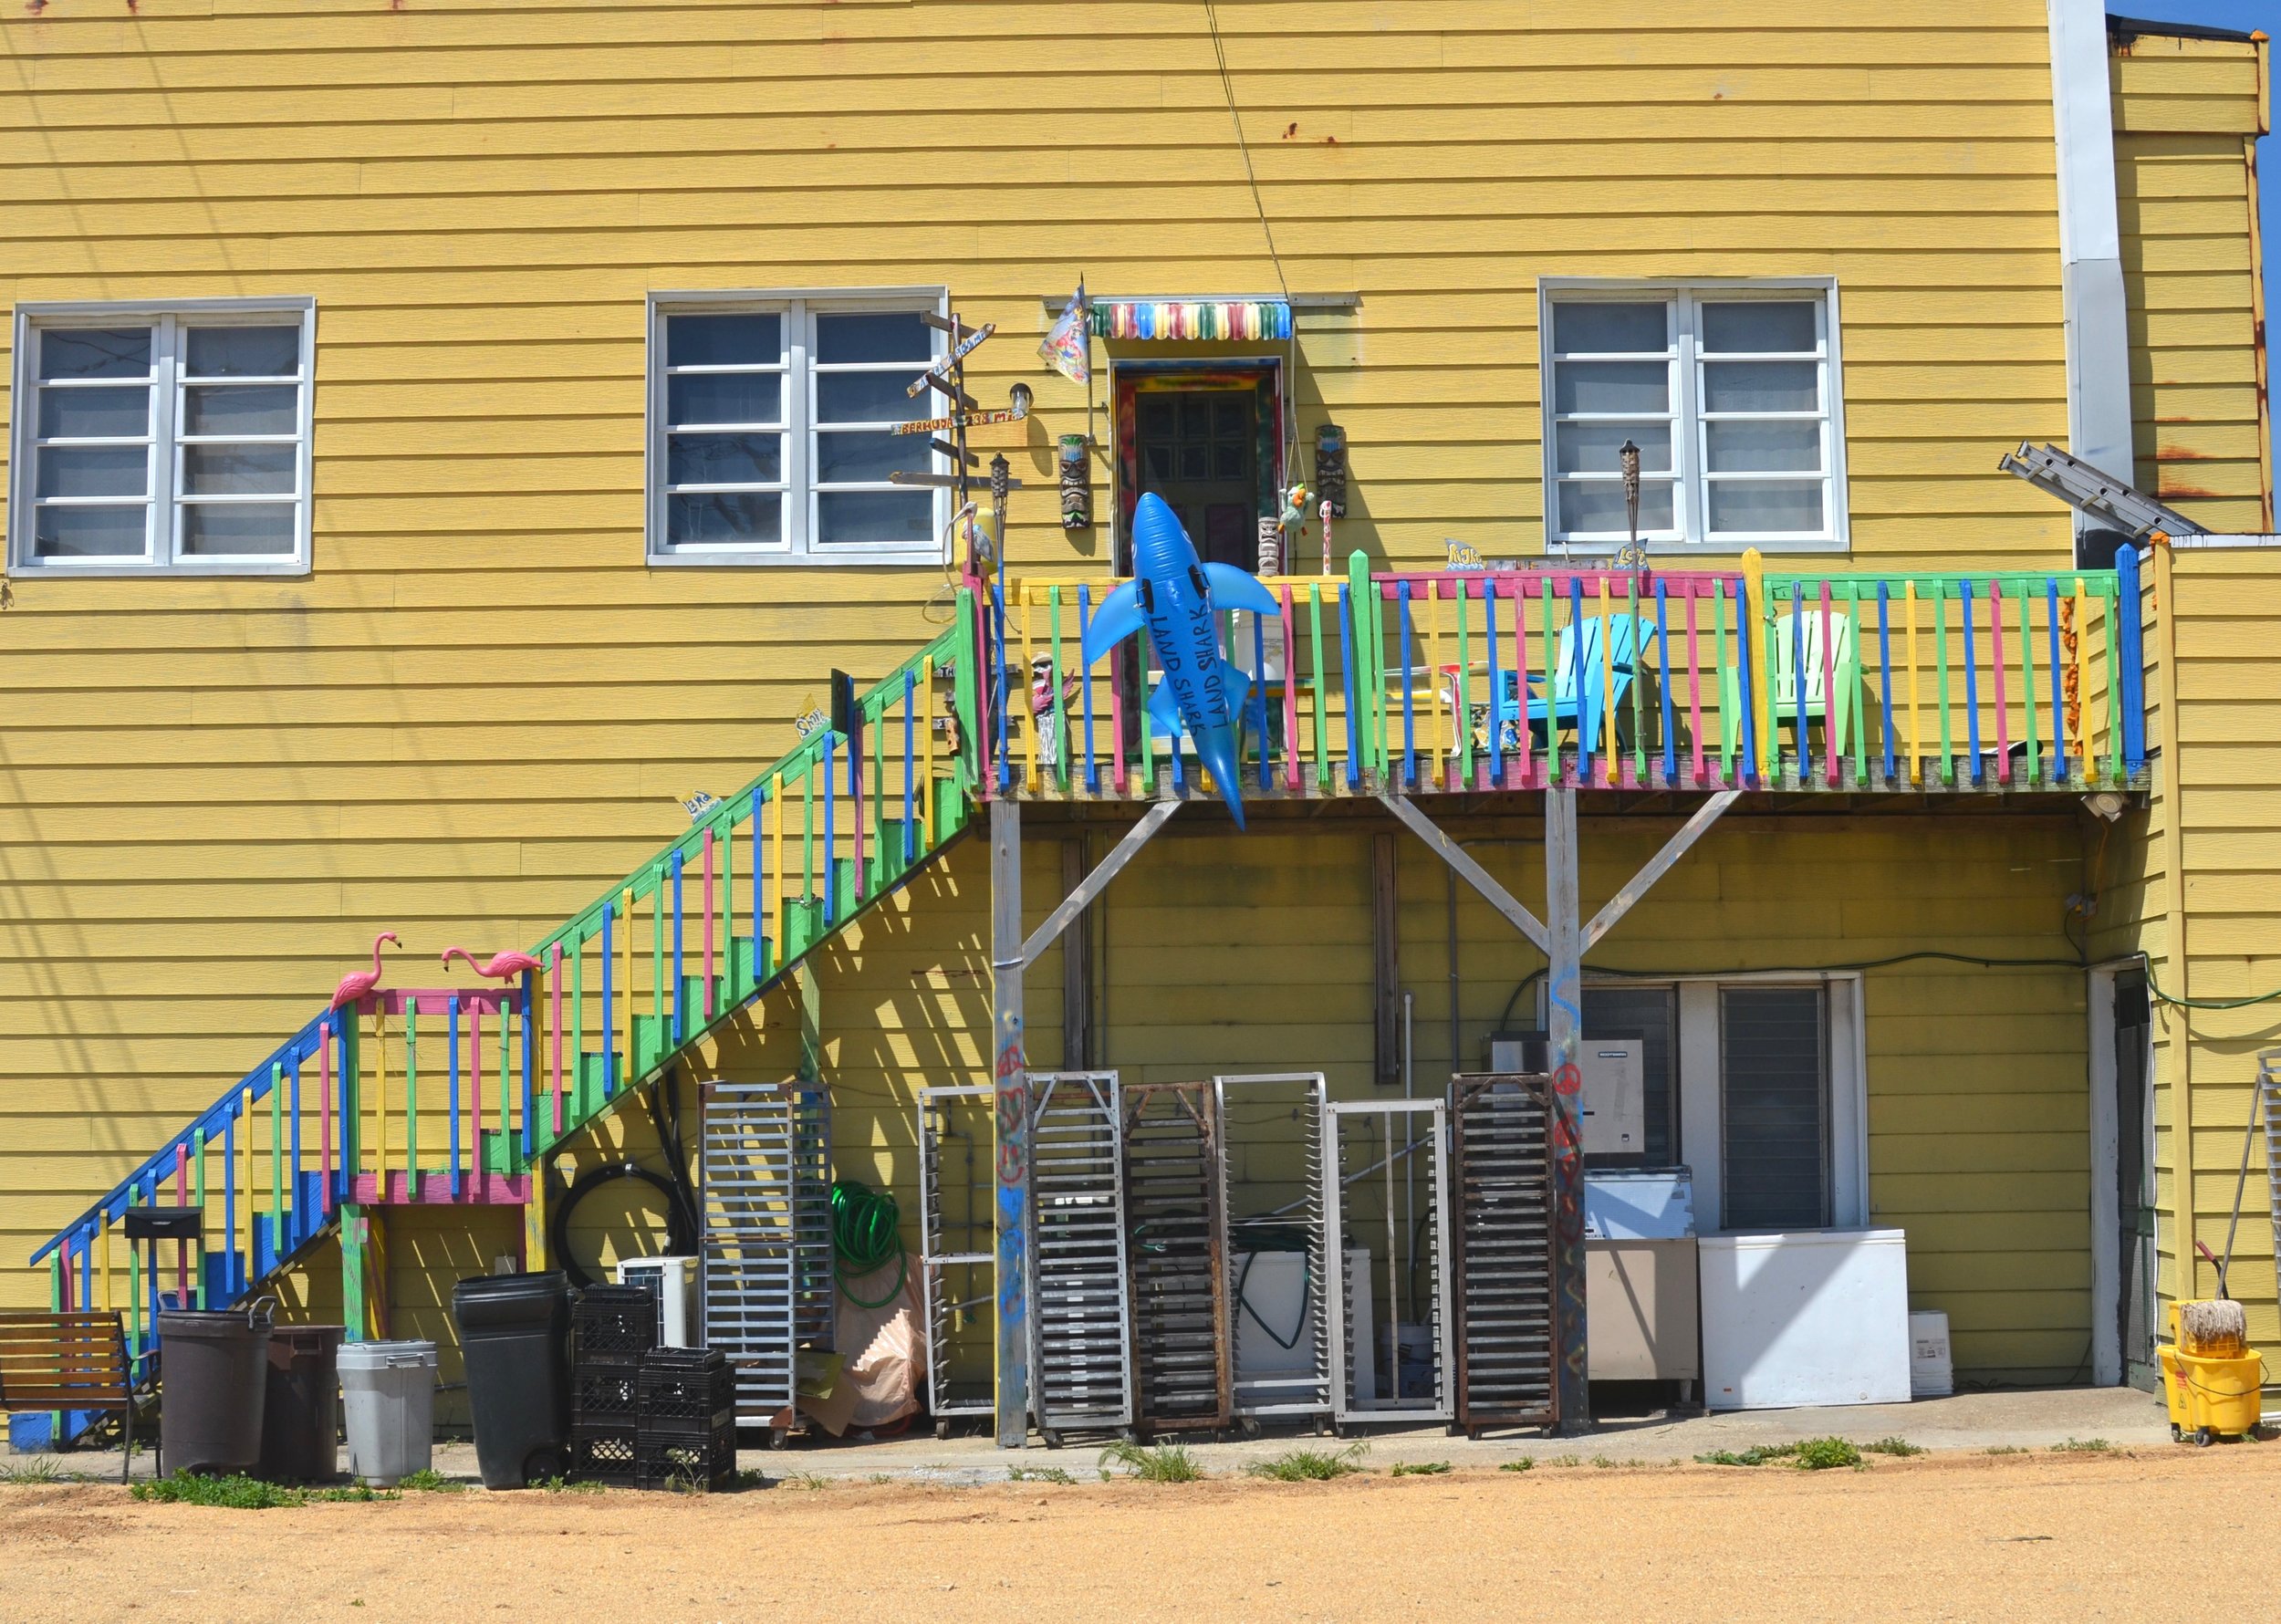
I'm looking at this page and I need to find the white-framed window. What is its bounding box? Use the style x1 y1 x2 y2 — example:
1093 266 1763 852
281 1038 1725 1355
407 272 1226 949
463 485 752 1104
8 298 317 576
646 289 948 565
1539 279 1848 553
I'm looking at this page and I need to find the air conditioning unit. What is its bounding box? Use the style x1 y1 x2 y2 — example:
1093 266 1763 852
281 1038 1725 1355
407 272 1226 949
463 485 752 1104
614 1255 700 1348
1485 1033 1645 1156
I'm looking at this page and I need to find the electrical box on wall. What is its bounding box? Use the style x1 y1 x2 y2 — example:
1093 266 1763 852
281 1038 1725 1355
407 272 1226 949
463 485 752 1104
1485 1032 1644 1156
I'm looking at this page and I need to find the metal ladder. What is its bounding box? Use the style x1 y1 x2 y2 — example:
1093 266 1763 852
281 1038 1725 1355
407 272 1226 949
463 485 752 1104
1028 1070 1133 1440
2259 1052 2281 1290
1449 1073 1558 1435
1214 1072 1333 1427
791 1087 834 1353
1120 1080 1231 1434
917 1084 995 1431
1324 1098 1453 1425
700 1079 800 1434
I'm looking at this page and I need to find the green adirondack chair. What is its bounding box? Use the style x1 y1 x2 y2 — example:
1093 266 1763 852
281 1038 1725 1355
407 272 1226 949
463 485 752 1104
1721 608 1860 761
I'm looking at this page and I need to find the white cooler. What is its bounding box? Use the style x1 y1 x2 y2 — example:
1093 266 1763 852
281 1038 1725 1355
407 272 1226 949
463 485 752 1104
1698 1229 1911 1410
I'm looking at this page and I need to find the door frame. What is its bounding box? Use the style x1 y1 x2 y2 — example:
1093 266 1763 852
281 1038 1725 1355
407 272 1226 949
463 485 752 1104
1108 357 1286 568
2087 954 2152 1389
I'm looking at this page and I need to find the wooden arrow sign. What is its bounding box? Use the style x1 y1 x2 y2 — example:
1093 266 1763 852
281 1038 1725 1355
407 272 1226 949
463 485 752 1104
892 400 1030 436
908 322 997 398
889 470 1026 489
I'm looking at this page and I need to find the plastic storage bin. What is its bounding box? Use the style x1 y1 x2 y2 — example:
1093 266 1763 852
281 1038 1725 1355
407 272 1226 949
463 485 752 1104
339 1339 437 1486
156 1301 275 1474
452 1271 571 1489
258 1324 345 1483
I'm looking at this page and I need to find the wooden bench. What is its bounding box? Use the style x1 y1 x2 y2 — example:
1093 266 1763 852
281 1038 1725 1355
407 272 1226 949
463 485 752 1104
0 1311 136 1482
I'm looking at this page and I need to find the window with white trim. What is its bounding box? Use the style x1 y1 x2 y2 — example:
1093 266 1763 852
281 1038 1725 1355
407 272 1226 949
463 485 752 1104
1543 285 1845 551
648 295 946 564
8 300 316 574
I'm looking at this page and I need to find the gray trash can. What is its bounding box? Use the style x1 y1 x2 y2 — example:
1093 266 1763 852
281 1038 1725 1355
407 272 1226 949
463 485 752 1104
339 1340 437 1487
156 1299 275 1475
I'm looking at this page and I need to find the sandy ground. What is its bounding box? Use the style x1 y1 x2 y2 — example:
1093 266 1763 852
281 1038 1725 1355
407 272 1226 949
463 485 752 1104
5 1440 2276 1623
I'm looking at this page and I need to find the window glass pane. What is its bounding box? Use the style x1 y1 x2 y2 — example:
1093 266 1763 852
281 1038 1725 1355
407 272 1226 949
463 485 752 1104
1708 480 1825 534
815 311 930 365
667 312 781 369
816 370 915 425
181 502 297 556
33 504 148 557
186 325 300 378
815 427 928 484
38 444 147 499
1706 421 1821 474
667 373 780 427
817 488 932 547
1557 479 1674 534
1720 986 1828 1231
40 328 151 380
1556 422 1672 475
1553 360 1670 417
1584 984 1678 1167
1701 301 1817 355
182 385 297 437
38 385 150 439
183 445 297 495
1553 302 1668 355
668 432 782 487
668 491 780 546
1702 360 1818 414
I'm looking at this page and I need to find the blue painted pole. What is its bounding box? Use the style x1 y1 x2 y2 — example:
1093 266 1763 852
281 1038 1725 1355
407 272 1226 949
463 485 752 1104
1568 576 1589 783
2046 578 2067 781
1877 583 1897 784
519 970 536 1163
1484 580 1503 777
448 994 463 1200
2116 543 2146 776
1079 584 1099 794
1399 581 1417 787
1735 581 1761 789
1791 583 1808 783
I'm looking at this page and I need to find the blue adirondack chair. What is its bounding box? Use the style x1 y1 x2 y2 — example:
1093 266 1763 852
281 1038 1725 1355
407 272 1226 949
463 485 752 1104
1489 615 1660 751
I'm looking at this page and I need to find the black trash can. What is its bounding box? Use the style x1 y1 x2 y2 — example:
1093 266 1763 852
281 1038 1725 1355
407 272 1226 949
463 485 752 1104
157 1300 275 1475
452 1270 570 1489
258 1324 345 1483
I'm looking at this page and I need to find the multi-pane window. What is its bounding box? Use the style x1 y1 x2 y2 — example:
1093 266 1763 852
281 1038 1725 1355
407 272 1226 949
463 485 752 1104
10 301 315 573
650 296 943 563
1543 285 1844 550
1720 984 1831 1231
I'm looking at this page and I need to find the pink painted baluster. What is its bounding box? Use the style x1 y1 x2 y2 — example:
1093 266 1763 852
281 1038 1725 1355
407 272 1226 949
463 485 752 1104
1685 583 1705 786
1109 638 1128 796
469 1003 483 1196
1281 583 1302 792
1513 578 1533 789
1990 581 2011 784
550 943 565 1136
703 828 716 1019
1819 580 1839 787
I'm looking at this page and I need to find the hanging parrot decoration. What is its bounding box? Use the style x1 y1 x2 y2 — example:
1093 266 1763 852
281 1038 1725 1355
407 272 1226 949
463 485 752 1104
1081 493 1282 828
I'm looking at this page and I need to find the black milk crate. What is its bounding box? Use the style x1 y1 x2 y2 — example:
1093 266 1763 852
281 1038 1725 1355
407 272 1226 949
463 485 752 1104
572 1285 658 1366
568 1420 640 1487
635 1426 735 1493
571 1365 640 1424
637 1348 734 1435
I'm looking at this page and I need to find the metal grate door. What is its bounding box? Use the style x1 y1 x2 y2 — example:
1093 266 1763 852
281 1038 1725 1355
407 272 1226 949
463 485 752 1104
918 1084 995 1424
1324 1098 1453 1425
1120 1080 1231 1433
1449 1073 1557 1434
700 1080 798 1427
1029 1070 1133 1437
792 1087 835 1351
1213 1072 1332 1424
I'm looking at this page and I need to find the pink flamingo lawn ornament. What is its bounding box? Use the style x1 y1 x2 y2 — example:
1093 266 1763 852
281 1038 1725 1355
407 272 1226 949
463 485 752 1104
441 946 543 983
329 932 400 1012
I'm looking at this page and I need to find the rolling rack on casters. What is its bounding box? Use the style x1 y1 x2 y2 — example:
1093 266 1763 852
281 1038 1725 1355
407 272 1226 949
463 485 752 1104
918 1083 995 1436
1028 1069 1134 1443
700 1079 819 1442
1324 1098 1453 1430
1448 1073 1559 1437
1120 1080 1232 1435
1214 1072 1333 1434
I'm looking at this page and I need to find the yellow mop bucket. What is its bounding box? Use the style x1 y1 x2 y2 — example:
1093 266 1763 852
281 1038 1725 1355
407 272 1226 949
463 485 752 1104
2161 1300 2262 1445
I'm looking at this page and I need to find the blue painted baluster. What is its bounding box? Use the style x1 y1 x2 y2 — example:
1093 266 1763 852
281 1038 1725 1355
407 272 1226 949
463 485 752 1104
1961 578 1983 784
671 848 686 1046
288 1056 304 1246
992 572 1011 789
2116 542 2146 779
1079 585 1099 794
1484 579 1502 784
1656 578 1676 787
1249 611 1270 789
1877 583 1897 785
1791 582 1808 784
1339 584 1361 788
448 994 463 1199
2046 577 2066 781
519 971 536 1164
1399 581 1417 787
902 670 918 866
1567 575 1590 785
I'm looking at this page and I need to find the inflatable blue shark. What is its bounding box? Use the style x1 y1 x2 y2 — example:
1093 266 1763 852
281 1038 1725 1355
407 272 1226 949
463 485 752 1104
1082 493 1282 827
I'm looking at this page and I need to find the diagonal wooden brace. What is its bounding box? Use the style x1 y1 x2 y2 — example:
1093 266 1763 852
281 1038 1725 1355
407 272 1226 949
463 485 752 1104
1376 792 1548 953
1580 790 1741 953
1019 799 1180 968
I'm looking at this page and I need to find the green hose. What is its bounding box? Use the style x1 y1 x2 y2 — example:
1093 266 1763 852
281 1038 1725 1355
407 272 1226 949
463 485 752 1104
829 1178 909 1310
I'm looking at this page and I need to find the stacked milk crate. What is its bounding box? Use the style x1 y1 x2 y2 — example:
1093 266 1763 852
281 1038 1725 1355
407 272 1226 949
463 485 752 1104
568 1285 736 1491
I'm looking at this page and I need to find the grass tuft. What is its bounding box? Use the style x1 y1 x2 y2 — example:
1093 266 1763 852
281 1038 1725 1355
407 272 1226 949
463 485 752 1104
0 1457 66 1485
132 1472 310 1509
1098 1440 1204 1483
395 1468 463 1493
1790 1437 1863 1472
1390 1460 1451 1477
536 1475 604 1495
1984 1445 2028 1456
2050 1437 2112 1453
1499 1457 1535 1473
1548 1453 1582 1467
784 1471 832 1491
1007 1465 1076 1485
1863 1437 1926 1458
1590 1455 1620 1469
1247 1443 1367 1483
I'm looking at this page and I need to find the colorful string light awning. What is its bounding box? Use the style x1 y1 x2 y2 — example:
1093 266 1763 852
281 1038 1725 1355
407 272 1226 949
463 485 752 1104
1090 299 1294 341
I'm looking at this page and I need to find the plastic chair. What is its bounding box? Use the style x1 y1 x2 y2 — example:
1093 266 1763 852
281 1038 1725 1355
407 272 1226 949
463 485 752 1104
1414 616 1660 757
1719 609 1859 760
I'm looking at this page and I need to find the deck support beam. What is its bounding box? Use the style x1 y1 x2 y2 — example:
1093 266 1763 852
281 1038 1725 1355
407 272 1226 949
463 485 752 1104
1375 793 1548 952
989 798 1031 1448
1580 791 1741 953
1019 800 1179 969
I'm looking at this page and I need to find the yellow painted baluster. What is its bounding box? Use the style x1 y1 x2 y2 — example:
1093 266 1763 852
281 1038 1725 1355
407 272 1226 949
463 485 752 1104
1741 549 1770 784
620 885 635 1068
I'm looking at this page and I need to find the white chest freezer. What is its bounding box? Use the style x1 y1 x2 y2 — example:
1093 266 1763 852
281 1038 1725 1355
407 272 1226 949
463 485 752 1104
1698 1228 1911 1410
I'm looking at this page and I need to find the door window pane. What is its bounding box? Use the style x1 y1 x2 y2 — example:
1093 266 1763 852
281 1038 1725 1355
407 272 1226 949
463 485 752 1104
1584 984 1678 1166
815 428 926 484
183 385 297 437
1720 985 1828 1231
1702 361 1818 414
1557 422 1672 474
668 432 781 486
1558 480 1674 535
185 326 300 378
669 491 781 545
816 371 913 424
41 328 151 380
667 373 779 428
182 503 296 556
1705 421 1820 473
183 445 297 495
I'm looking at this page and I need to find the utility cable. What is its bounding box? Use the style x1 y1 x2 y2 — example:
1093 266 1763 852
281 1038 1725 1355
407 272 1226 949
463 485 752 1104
2147 960 2281 1012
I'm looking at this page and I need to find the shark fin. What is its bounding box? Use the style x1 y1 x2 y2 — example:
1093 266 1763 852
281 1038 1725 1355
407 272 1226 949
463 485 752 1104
1202 562 1282 618
1227 662 1253 719
1146 675 1184 740
1080 580 1145 665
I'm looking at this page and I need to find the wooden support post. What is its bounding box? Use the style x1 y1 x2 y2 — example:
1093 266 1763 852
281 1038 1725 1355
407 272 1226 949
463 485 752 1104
1544 786 1590 1433
1372 832 1401 1088
795 959 822 1089
1060 837 1092 1071
524 1159 548 1274
989 798 1031 1448
340 1203 373 1342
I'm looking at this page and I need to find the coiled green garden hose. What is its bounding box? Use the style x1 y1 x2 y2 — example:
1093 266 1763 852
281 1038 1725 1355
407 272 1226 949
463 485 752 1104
829 1178 908 1309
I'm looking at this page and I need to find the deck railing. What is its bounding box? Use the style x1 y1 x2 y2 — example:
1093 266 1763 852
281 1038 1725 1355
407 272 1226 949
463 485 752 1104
984 551 2147 799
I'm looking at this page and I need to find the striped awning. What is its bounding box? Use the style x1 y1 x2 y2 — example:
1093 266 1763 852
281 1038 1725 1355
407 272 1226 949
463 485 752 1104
1089 299 1294 341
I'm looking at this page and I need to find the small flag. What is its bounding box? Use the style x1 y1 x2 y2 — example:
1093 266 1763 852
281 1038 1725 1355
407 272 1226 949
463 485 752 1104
1039 281 1089 386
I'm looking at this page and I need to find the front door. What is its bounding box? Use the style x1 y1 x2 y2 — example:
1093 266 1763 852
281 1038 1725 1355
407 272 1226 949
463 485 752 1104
2114 968 2158 1390
1133 386 1259 569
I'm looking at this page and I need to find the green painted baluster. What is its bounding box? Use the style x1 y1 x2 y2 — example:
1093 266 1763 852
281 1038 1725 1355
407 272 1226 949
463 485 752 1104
2103 578 2123 784
1308 584 1328 790
1346 550 1378 779
269 1061 284 1254
1934 581 1954 786
1453 577 1474 787
953 590 980 799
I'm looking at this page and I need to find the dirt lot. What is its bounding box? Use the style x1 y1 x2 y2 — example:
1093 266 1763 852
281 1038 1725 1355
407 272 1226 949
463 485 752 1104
4 1444 2273 1623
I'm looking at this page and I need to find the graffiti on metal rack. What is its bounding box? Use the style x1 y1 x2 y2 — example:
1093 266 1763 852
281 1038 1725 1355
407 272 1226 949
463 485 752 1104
993 1009 1029 1323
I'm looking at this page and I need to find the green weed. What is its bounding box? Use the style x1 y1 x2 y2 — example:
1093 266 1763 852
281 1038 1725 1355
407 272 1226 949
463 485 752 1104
1790 1437 1862 1472
395 1468 463 1493
732 1468 772 1490
784 1471 832 1491
1390 1460 1451 1477
1007 1465 1076 1485
1984 1445 2028 1456
0 1457 65 1485
1863 1437 1926 1457
1549 1453 1582 1467
1247 1443 1367 1483
1590 1455 1620 1469
1499 1457 1535 1473
1097 1440 1204 1483
2050 1437 2113 1452
1693 1445 1789 1467
132 1472 307 1509
536 1475 604 1495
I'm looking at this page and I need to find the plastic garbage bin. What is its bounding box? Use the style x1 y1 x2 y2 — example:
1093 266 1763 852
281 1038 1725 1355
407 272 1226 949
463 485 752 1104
157 1299 275 1475
452 1270 570 1489
258 1324 345 1483
339 1339 437 1487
